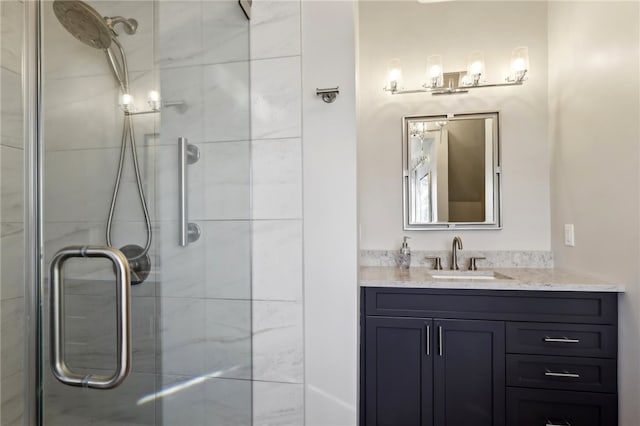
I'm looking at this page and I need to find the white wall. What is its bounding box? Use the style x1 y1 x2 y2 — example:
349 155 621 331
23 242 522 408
358 1 550 252
302 1 359 425
547 2 640 425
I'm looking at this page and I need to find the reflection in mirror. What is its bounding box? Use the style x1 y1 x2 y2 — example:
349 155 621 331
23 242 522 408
403 112 501 230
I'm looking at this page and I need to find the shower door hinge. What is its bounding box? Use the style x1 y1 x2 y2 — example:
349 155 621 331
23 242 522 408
239 0 252 20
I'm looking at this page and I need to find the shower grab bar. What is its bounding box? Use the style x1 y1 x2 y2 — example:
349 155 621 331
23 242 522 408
178 137 201 247
50 246 131 389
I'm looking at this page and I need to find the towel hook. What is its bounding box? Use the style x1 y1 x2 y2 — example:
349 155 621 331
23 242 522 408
316 87 339 103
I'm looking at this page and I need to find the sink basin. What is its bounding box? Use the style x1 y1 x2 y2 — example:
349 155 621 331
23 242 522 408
429 270 512 280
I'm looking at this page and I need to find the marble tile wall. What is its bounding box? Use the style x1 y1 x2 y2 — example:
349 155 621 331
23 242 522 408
249 0 304 424
1 1 25 425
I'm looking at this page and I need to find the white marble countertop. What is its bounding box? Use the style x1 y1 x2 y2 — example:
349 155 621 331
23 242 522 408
360 266 625 292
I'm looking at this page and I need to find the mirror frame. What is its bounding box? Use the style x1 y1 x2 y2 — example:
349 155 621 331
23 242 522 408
402 111 502 230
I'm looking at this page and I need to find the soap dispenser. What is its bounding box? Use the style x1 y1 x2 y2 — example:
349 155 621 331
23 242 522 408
399 236 411 269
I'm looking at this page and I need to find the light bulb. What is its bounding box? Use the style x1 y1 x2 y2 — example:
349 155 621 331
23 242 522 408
147 90 161 110
120 93 134 112
470 61 483 75
512 58 526 72
466 51 485 85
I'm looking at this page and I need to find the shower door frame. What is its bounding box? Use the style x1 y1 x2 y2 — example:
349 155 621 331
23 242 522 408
24 0 43 425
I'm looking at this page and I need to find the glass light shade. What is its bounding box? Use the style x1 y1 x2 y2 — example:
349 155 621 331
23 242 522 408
425 54 443 88
387 58 402 91
510 46 529 82
466 50 485 85
511 46 529 72
147 90 161 110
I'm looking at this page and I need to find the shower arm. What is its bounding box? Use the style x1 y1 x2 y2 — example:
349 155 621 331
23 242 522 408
104 16 138 35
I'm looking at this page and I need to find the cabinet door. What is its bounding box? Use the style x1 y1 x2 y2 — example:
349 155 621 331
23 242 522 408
433 319 505 426
365 317 433 426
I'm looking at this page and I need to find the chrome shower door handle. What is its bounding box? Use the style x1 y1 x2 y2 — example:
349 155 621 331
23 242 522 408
178 137 201 247
50 245 132 389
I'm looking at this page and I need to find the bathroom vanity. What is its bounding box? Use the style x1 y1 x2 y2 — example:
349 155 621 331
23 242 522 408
359 267 624 426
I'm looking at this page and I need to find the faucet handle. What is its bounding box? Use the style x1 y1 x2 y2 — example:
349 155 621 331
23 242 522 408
468 257 486 271
425 256 443 270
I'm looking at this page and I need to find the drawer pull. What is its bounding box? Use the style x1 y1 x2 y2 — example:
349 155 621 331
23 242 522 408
544 336 580 344
546 420 571 426
544 369 580 379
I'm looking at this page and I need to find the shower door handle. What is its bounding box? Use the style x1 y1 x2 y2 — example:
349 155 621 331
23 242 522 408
49 245 131 389
178 137 201 247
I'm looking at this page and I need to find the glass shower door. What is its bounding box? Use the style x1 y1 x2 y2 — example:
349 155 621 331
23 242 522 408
39 0 252 424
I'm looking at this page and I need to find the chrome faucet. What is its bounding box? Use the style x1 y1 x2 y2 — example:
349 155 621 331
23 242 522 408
451 236 463 270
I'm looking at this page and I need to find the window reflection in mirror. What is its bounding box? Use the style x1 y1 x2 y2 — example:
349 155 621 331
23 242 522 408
403 112 501 230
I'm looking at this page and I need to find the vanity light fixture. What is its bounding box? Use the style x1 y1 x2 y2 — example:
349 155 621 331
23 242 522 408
384 46 529 95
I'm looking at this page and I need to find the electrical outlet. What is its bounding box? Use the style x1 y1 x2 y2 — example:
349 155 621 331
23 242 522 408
564 224 575 247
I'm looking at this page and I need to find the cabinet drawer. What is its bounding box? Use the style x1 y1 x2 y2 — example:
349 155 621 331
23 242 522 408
506 354 616 393
506 388 617 426
506 322 616 358
365 288 617 324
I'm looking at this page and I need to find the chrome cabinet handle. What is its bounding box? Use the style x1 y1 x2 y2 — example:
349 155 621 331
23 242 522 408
50 246 131 389
438 326 443 356
426 325 430 355
544 369 580 379
544 336 580 344
178 137 201 247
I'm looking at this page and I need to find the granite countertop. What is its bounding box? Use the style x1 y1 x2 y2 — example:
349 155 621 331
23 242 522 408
359 266 625 292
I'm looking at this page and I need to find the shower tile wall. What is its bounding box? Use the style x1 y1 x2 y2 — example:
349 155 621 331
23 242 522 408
249 1 304 424
1 1 26 425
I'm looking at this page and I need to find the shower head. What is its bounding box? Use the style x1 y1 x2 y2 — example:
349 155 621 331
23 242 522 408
53 0 113 50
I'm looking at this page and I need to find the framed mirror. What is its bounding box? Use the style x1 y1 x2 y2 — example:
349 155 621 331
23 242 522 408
402 111 501 230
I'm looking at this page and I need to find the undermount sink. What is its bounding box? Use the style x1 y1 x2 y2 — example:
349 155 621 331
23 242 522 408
429 270 513 280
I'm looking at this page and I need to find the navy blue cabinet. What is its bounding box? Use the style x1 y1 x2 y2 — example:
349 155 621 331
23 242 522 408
363 315 505 426
361 288 618 426
433 319 505 426
365 317 433 426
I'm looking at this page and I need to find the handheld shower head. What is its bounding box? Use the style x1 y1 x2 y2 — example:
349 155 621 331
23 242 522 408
53 1 139 49
53 0 140 92
53 0 112 49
